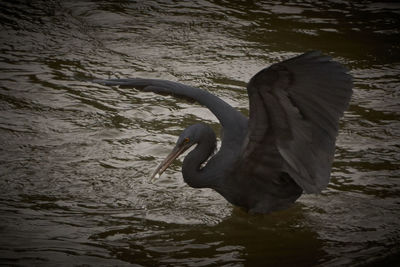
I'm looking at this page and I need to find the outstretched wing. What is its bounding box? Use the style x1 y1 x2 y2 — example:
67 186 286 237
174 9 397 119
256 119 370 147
242 51 352 193
93 78 248 136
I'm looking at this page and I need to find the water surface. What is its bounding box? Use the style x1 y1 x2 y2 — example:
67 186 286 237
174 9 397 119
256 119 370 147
1 0 399 266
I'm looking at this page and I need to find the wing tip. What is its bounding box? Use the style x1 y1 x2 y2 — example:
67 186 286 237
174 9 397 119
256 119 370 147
92 78 127 86
92 78 106 85
92 78 151 89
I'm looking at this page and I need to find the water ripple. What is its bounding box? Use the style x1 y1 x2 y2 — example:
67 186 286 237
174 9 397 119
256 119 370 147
0 0 399 266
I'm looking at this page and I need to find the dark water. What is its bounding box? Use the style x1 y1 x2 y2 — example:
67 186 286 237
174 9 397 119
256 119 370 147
1 0 399 266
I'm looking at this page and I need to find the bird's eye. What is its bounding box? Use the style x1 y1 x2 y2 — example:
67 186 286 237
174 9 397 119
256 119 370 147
184 137 190 143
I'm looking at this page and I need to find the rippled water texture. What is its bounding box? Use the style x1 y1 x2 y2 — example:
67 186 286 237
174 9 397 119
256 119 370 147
1 1 399 266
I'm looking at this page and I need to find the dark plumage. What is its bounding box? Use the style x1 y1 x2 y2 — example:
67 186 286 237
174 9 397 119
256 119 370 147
94 51 352 214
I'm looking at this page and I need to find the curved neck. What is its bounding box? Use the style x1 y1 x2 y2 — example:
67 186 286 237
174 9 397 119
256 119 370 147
182 126 218 189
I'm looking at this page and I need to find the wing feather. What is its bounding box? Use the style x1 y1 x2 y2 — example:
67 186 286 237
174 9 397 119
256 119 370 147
93 78 248 132
244 51 352 193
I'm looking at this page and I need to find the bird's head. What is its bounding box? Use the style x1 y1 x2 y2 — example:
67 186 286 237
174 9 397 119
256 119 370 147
150 124 201 181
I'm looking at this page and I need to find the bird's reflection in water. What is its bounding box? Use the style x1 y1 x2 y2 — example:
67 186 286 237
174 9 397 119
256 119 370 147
97 204 325 266
220 205 325 266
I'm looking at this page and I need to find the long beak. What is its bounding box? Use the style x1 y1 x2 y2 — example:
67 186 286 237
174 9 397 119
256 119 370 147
150 143 192 182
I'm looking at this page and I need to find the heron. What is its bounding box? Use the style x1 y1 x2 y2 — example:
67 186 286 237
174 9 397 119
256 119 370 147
94 51 352 214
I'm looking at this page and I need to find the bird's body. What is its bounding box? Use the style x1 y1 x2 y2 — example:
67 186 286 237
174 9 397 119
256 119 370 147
95 51 352 214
